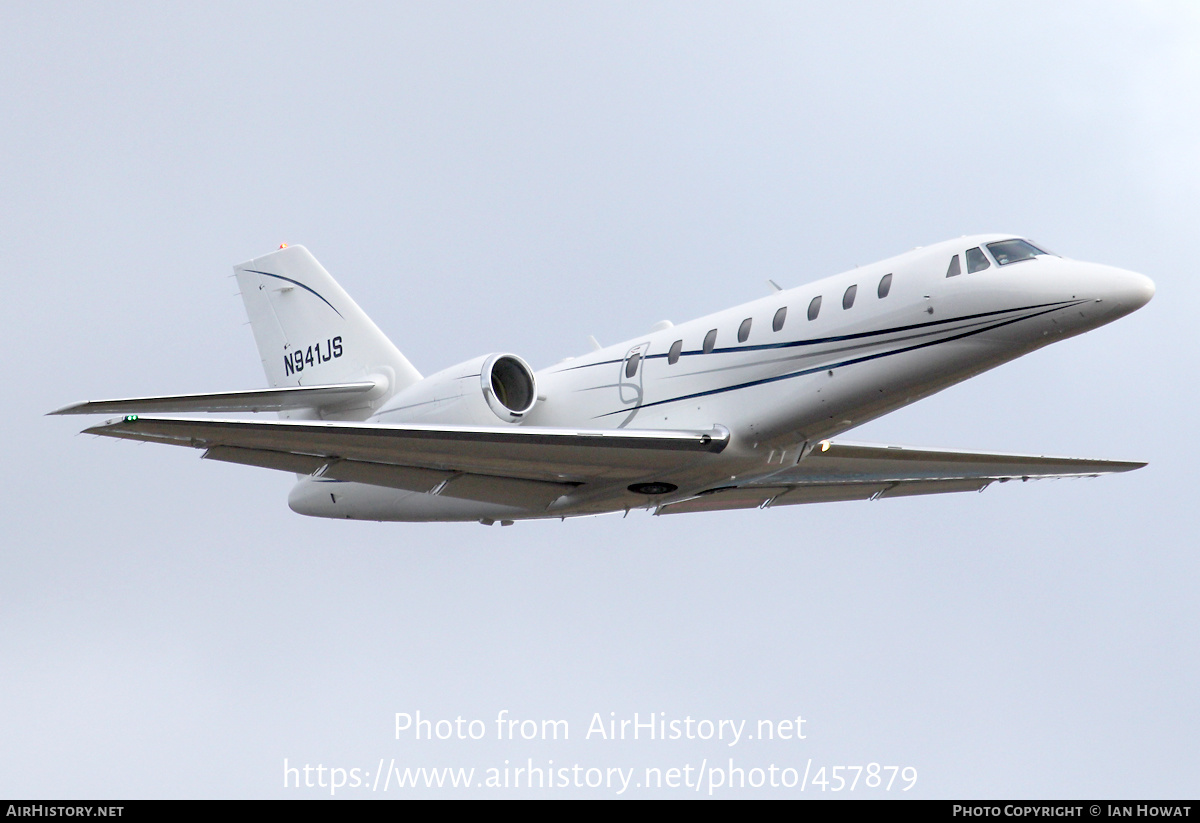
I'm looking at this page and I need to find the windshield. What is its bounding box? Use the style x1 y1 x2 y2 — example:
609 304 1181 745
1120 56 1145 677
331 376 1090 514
986 239 1052 266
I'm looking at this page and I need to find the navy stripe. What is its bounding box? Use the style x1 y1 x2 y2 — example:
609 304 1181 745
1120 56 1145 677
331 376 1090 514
245 269 344 319
553 300 1078 373
558 357 624 371
594 301 1079 418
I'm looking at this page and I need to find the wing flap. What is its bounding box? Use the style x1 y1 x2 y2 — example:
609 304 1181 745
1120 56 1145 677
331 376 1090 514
768 482 892 506
877 478 991 498
656 482 893 515
200 444 574 508
654 487 786 515
202 445 451 490
319 459 450 493
202 445 328 475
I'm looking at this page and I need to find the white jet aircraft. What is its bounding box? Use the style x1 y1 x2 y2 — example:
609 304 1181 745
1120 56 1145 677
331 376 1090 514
53 235 1154 523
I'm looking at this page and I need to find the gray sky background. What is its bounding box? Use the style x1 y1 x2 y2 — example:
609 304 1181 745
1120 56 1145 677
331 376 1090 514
2 1 1197 798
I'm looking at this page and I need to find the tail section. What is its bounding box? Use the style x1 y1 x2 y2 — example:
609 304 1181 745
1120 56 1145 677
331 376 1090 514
235 245 421 418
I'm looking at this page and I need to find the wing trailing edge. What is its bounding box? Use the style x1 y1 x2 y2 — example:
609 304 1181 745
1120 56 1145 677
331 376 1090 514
200 445 577 509
655 439 1145 515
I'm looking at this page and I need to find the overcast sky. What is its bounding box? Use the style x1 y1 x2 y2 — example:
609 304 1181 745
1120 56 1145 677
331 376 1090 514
2 1 1197 798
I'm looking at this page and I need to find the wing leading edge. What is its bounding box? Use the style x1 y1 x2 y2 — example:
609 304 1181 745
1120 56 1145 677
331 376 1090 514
655 440 1145 515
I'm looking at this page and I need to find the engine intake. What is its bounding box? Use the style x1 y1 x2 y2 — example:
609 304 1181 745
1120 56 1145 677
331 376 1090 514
482 354 536 422
375 352 538 426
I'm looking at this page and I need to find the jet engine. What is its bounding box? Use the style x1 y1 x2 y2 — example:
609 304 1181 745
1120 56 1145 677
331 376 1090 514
374 353 537 426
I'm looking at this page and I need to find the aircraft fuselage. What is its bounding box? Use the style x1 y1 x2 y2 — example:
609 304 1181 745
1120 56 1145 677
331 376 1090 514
287 234 1153 521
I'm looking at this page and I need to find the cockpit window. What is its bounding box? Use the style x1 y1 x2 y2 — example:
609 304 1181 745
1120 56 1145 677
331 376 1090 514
946 254 961 277
986 239 1051 266
966 247 990 273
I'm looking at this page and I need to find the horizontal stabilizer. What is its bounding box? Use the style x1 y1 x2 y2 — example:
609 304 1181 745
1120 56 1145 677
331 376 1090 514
48 382 382 416
656 439 1144 515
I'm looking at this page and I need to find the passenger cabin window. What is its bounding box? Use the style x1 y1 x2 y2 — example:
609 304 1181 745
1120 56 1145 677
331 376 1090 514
807 295 822 321
738 317 752 343
703 328 717 354
625 352 641 378
946 254 962 277
668 339 682 365
877 273 892 298
772 306 787 332
966 247 990 273
987 238 1051 266
842 284 857 309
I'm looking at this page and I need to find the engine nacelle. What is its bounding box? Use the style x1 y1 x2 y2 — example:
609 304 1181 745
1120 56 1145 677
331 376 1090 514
374 353 538 426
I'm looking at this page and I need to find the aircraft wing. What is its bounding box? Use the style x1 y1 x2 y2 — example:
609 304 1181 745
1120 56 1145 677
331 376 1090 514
49 382 382 415
80 415 729 509
655 440 1145 515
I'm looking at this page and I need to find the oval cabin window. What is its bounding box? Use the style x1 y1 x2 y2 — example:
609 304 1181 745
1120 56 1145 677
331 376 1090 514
878 273 892 298
624 352 641 378
668 339 682 365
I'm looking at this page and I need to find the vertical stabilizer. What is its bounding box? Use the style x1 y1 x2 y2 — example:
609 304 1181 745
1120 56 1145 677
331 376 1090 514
234 245 421 418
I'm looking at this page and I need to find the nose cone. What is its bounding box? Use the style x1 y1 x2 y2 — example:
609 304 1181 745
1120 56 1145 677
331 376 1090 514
1123 271 1156 312
1084 263 1155 322
1105 267 1155 320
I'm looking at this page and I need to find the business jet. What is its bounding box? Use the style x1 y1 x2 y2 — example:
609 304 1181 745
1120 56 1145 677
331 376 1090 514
52 235 1154 524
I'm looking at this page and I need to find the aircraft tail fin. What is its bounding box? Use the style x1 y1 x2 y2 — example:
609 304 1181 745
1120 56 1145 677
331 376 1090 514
234 245 421 418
